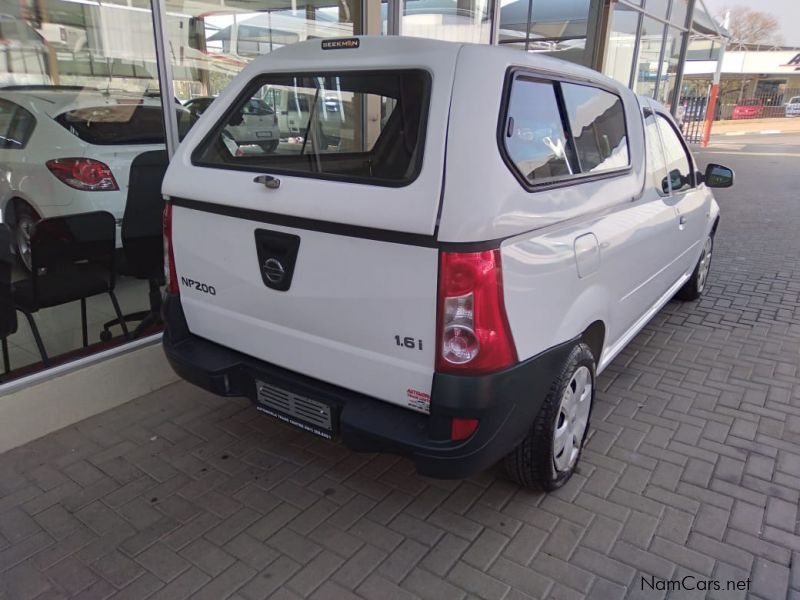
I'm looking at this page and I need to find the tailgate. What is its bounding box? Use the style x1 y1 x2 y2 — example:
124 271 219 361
163 40 459 412
172 205 438 411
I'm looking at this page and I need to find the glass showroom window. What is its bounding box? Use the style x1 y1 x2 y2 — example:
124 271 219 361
603 3 640 87
387 0 492 43
670 0 688 27
165 0 368 140
657 27 685 108
498 0 593 66
0 0 172 381
634 16 665 98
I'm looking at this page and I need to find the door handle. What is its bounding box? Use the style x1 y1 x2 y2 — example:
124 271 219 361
679 215 687 225
254 175 281 189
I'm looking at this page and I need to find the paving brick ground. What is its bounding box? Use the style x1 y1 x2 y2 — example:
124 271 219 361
1 141 800 600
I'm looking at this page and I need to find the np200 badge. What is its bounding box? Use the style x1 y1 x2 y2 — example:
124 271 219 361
180 276 217 295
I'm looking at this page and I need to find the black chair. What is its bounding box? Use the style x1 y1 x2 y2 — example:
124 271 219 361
0 224 18 375
12 211 128 367
101 150 169 341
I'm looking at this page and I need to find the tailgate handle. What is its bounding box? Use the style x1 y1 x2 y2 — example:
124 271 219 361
254 175 281 189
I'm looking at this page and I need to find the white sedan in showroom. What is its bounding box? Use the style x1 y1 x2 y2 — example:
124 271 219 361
0 86 186 269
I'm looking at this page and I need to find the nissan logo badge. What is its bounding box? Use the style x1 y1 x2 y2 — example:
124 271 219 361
263 258 285 284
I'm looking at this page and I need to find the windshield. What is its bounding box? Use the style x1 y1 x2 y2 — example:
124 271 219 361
193 70 431 186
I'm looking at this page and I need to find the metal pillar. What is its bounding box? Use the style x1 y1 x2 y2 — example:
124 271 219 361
669 0 696 115
388 0 403 35
701 10 728 146
151 0 181 158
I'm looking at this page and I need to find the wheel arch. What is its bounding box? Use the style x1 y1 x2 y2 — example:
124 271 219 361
3 196 40 228
711 214 720 236
580 320 606 366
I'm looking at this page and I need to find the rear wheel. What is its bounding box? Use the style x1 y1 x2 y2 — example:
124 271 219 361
504 343 595 490
676 233 713 301
14 203 38 272
259 141 279 153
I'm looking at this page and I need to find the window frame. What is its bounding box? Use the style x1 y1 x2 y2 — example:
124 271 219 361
0 98 36 150
190 69 433 189
642 106 670 198
653 109 696 192
497 67 632 193
560 80 632 176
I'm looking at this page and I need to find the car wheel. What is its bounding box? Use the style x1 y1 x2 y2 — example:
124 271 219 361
259 141 279 153
14 204 38 272
676 233 713 301
504 343 595 490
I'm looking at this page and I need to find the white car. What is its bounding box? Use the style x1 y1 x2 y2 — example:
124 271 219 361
184 96 280 153
0 86 187 269
786 96 800 118
161 37 731 490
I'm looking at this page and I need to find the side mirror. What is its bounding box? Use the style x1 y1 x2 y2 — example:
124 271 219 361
228 111 244 127
703 163 734 188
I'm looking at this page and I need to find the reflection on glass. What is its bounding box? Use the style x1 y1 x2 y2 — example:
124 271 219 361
643 109 668 195
670 0 688 26
657 28 684 108
643 0 669 19
194 71 430 185
395 0 492 43
634 17 665 98
166 0 364 100
498 0 591 66
504 79 574 182
655 114 692 192
561 83 629 173
603 3 639 86
0 0 167 378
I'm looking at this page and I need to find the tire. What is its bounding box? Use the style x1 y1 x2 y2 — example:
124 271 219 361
14 203 38 272
259 141 279 153
504 343 595 490
676 232 713 301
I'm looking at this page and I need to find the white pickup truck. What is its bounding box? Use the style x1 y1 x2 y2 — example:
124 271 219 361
161 36 732 489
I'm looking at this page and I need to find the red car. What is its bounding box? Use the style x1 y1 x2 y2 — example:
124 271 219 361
731 99 765 119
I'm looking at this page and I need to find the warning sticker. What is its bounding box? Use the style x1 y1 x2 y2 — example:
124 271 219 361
406 388 431 412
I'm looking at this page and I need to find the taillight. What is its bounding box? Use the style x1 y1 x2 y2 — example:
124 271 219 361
46 158 118 191
436 249 517 374
163 202 179 295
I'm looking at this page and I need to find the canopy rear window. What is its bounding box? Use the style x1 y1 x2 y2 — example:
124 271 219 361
192 70 431 187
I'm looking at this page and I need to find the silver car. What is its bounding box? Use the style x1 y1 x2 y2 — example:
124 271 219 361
184 96 281 152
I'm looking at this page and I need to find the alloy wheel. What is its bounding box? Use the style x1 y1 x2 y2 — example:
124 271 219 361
16 213 35 272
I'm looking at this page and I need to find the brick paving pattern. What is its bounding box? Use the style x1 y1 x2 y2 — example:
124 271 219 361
1 147 800 599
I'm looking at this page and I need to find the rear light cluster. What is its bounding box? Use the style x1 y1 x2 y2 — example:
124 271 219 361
163 202 179 295
436 249 517 442
46 158 118 191
436 249 517 374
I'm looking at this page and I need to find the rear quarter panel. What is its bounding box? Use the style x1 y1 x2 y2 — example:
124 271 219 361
440 48 647 364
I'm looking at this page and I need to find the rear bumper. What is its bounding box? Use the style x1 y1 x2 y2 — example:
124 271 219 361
162 294 572 479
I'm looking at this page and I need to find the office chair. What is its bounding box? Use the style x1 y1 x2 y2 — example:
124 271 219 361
13 211 128 367
0 224 18 375
101 150 169 341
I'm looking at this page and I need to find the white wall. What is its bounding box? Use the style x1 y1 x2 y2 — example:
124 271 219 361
0 342 178 453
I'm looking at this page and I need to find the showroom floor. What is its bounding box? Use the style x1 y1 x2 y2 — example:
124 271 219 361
4 276 151 374
1 141 799 600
